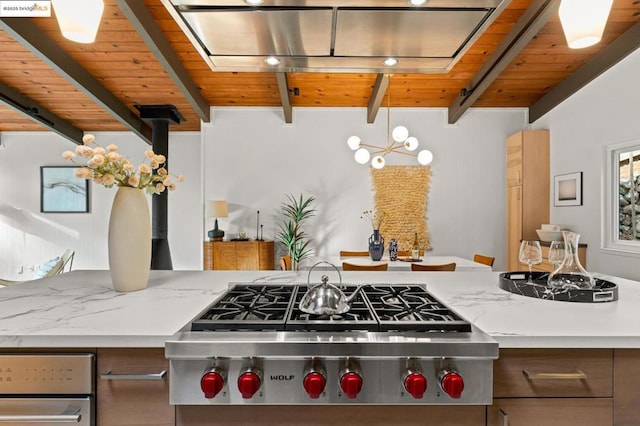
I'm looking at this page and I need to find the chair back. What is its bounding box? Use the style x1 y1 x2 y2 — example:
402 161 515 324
279 254 291 271
411 262 456 271
342 262 388 271
340 251 370 257
42 249 75 277
473 254 495 267
397 250 425 257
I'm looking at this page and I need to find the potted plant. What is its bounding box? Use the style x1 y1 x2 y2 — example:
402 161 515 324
276 193 316 271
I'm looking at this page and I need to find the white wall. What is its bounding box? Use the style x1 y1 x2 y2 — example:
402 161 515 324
0 131 202 279
535 47 640 281
204 107 526 269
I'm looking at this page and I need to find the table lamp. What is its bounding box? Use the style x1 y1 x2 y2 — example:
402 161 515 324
207 200 228 241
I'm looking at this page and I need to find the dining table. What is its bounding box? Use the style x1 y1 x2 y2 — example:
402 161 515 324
307 255 492 272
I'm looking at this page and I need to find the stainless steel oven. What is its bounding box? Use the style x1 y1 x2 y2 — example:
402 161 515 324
0 354 94 425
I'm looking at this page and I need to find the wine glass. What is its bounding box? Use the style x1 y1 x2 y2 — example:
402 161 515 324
519 241 542 284
548 241 566 272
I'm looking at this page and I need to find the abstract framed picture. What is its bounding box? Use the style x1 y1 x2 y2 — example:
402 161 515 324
40 166 89 213
554 172 583 207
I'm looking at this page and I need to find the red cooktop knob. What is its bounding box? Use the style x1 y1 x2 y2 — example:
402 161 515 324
237 372 261 399
303 372 327 399
441 372 464 399
340 372 363 399
200 372 225 399
404 372 427 399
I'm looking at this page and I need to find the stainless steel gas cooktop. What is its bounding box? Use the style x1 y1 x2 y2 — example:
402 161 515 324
166 283 498 405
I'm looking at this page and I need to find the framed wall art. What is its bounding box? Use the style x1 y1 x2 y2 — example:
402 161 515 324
40 166 89 213
554 171 582 207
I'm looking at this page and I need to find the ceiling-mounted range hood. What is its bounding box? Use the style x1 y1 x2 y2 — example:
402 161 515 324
161 0 510 73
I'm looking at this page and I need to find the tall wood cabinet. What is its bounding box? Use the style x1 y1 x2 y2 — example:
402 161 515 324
506 130 550 270
203 240 274 270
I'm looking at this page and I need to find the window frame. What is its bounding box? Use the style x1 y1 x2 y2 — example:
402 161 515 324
602 138 640 256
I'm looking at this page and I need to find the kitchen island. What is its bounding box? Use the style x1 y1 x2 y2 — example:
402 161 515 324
0 269 637 349
0 269 638 426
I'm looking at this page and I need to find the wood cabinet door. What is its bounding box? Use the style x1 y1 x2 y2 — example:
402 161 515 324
489 398 612 426
506 133 522 187
614 349 640 425
506 185 522 270
203 242 214 270
178 405 485 426
258 241 274 270
212 242 237 270
97 348 174 426
235 242 259 270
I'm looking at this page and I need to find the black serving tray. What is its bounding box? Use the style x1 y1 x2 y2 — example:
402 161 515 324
499 271 618 303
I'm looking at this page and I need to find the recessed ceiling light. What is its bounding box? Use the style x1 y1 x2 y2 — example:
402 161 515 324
383 57 398 67
245 0 264 5
408 0 428 5
265 56 280 66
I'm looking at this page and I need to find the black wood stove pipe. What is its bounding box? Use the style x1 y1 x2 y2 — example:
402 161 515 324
135 105 184 270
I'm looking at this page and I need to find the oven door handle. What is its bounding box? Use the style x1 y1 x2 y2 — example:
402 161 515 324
0 406 82 423
101 370 167 381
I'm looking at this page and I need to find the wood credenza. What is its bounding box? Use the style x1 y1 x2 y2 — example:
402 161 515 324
203 240 274 270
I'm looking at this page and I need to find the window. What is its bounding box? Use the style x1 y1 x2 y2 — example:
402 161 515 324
603 139 640 255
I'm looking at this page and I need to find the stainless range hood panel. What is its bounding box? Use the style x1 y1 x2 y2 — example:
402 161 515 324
180 9 333 56
334 9 488 58
163 0 511 72
210 55 453 73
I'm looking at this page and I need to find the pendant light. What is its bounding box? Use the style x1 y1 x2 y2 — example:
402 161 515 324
558 0 613 49
52 0 105 44
346 75 433 168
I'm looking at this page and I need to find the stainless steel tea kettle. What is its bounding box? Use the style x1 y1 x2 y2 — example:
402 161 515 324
299 261 366 316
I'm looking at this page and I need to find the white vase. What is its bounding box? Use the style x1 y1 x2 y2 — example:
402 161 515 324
108 186 151 292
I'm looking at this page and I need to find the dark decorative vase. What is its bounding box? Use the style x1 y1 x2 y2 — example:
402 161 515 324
368 229 385 261
389 239 398 261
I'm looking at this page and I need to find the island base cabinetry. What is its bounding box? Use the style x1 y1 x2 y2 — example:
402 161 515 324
490 348 613 425
488 398 612 425
176 406 485 425
97 348 174 426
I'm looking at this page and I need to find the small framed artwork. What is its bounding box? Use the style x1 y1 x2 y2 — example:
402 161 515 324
40 166 89 213
554 172 583 207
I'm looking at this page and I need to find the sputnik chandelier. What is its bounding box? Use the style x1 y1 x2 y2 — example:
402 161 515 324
346 76 433 169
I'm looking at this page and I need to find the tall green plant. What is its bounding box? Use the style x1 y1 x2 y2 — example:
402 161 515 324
276 193 316 270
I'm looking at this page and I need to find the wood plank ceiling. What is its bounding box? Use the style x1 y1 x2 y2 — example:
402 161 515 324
0 0 638 139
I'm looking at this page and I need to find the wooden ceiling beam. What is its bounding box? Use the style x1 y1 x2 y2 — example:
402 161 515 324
0 17 153 145
276 73 293 124
529 21 640 123
447 0 560 124
0 81 83 144
367 74 390 124
114 0 210 124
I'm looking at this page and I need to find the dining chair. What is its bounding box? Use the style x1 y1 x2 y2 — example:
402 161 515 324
0 249 75 287
339 251 370 257
398 250 425 257
473 254 495 267
342 262 388 271
411 262 456 271
279 254 291 271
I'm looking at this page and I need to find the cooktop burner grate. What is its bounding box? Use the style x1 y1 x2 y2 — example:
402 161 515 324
190 285 293 331
190 283 471 333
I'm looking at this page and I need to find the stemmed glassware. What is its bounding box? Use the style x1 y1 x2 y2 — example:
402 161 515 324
548 241 565 272
519 240 542 284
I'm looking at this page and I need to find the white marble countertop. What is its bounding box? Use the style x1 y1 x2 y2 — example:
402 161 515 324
0 269 638 349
